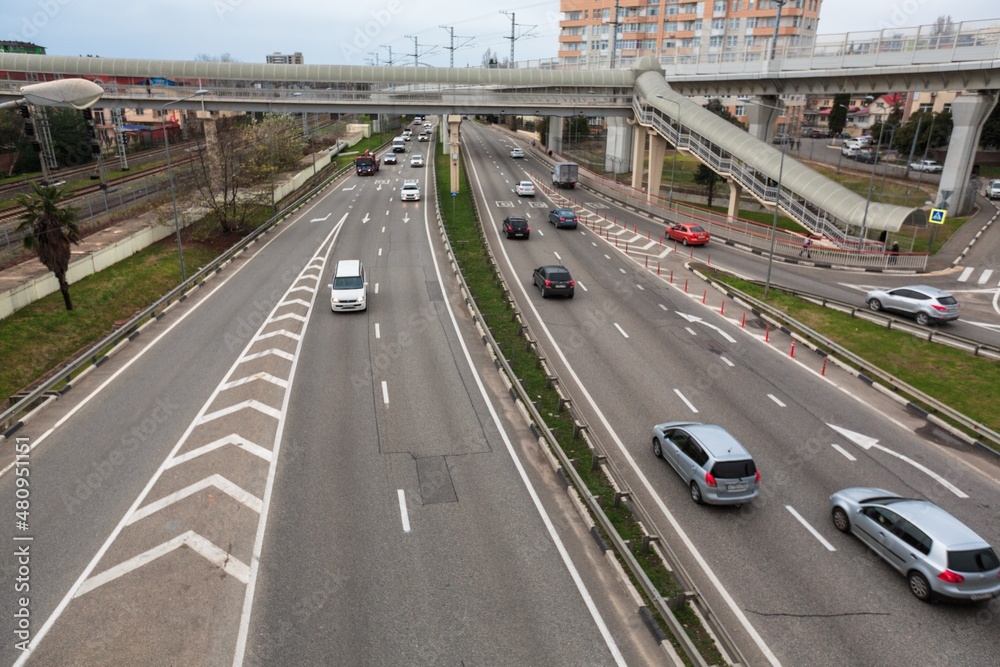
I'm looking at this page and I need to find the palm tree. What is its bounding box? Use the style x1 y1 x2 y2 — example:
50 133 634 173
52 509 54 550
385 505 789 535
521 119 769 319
16 183 81 311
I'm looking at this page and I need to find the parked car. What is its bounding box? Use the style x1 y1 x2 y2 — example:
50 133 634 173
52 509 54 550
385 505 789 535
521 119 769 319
667 223 710 246
651 422 760 505
501 216 530 239
382 153 397 165
802 128 830 138
830 488 1000 602
989 180 1000 200
532 265 575 298
865 285 959 325
510 147 525 158
772 133 792 145
515 180 535 197
854 150 878 164
910 159 943 173
548 208 578 229
410 154 424 167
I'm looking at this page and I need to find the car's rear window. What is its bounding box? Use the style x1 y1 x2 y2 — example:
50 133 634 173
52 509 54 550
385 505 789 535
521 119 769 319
937 296 958 305
711 459 756 479
948 548 1000 573
690 225 706 233
548 271 571 281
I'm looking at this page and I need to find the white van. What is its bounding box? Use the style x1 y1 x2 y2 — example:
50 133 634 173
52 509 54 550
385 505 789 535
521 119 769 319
392 137 406 153
330 259 368 312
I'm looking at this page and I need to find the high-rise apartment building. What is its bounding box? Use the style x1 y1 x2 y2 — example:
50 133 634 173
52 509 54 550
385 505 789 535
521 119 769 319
266 52 304 65
558 0 823 68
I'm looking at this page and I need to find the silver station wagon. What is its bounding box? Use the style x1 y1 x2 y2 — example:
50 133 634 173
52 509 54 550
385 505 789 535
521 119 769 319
651 422 760 506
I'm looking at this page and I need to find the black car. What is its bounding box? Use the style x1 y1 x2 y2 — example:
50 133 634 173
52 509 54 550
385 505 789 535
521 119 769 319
532 265 575 298
502 216 530 239
854 150 878 163
548 208 579 229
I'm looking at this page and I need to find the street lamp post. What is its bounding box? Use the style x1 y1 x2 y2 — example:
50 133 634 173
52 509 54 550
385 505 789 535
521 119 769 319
655 94 682 209
162 89 208 282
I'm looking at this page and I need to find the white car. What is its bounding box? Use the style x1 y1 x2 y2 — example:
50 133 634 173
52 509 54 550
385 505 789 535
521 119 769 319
910 159 943 173
410 154 424 167
510 148 525 158
400 180 421 201
515 181 535 197
402 130 412 141
423 122 432 129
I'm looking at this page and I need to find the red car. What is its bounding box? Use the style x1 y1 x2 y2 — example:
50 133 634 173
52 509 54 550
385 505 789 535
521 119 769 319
667 223 710 246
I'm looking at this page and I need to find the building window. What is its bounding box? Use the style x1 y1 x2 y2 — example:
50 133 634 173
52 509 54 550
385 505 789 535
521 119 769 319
726 35 739 48
646 23 659 33
712 18 725 29
709 36 723 47
729 18 740 30
735 105 746 116
746 17 757 28
713 1 726 11
693 19 702 30
565 11 582 20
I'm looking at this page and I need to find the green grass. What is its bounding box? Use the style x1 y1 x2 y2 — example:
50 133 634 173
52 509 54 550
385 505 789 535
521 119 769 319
707 272 1000 437
434 145 725 666
0 215 254 402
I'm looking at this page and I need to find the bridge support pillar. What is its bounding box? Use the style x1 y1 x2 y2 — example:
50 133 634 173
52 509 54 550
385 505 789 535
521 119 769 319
747 95 782 144
548 116 563 155
605 116 631 174
448 115 462 194
937 91 998 215
727 180 742 222
631 123 645 189
647 131 666 203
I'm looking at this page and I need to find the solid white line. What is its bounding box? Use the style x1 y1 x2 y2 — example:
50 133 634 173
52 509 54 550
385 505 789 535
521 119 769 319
445 142 627 665
831 444 857 461
957 267 974 282
720 356 734 367
613 323 629 338
375 323 381 339
381 381 389 404
674 389 698 413
785 505 837 552
768 394 787 407
397 489 411 533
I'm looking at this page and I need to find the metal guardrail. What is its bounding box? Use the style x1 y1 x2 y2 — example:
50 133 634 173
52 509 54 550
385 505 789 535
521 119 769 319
440 141 745 666
705 277 1000 451
1 150 357 437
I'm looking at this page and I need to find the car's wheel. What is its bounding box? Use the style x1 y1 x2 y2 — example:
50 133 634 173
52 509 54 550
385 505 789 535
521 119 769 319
652 438 663 458
567 292 574 299
682 238 689 246
832 507 850 533
867 298 883 312
908 571 933 602
506 232 511 239
541 288 548 298
915 312 931 326
690 482 704 505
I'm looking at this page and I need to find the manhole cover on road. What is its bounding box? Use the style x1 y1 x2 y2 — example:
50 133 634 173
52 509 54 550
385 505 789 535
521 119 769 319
416 456 457 505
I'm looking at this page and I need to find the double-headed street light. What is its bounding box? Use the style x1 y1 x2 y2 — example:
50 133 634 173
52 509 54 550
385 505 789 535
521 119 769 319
162 89 209 282
741 97 787 298
655 94 682 209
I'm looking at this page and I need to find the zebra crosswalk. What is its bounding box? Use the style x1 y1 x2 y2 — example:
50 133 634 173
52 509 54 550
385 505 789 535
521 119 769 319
957 267 999 285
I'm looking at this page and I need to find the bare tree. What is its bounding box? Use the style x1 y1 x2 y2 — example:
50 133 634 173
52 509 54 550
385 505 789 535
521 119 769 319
931 15 955 35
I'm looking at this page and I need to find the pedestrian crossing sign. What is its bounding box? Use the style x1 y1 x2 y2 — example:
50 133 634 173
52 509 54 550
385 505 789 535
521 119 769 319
929 208 947 224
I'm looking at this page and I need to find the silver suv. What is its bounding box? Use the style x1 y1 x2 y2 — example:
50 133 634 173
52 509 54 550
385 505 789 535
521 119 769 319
830 488 1000 602
651 422 760 505
865 285 959 325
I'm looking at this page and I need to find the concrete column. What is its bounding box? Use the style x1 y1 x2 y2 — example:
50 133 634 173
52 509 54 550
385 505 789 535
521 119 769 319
746 95 782 144
631 122 646 189
196 111 217 186
547 116 563 155
647 131 666 203
727 180 743 222
447 115 462 194
937 91 998 215
605 116 632 174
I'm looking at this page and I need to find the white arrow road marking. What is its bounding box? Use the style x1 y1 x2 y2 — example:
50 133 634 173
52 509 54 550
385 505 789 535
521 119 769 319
785 506 836 552
77 531 250 596
362 213 371 224
168 435 272 468
829 425 968 498
309 213 331 223
676 311 737 343
674 389 698 413
403 214 410 224
128 474 263 525
376 183 383 191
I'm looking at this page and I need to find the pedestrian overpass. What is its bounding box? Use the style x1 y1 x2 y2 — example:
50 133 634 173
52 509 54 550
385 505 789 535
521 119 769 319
1 17 998 250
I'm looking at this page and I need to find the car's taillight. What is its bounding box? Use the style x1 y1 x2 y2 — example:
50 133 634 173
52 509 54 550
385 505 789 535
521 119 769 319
525 226 530 232
705 472 717 487
938 570 965 584
568 280 575 287
932 304 947 312
754 470 761 483
544 280 552 287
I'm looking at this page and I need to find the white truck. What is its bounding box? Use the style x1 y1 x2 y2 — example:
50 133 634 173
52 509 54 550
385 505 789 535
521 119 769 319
551 161 579 189
909 159 943 173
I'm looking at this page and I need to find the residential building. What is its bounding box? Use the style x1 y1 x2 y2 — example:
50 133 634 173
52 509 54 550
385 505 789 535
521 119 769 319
266 52 304 65
0 41 45 55
558 0 824 69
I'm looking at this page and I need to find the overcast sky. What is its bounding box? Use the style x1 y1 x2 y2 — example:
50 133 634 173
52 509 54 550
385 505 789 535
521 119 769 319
2 0 997 68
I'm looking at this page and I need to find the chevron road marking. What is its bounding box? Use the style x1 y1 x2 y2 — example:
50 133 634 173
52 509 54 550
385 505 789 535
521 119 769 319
127 474 263 525
196 399 282 425
220 372 289 391
167 435 272 468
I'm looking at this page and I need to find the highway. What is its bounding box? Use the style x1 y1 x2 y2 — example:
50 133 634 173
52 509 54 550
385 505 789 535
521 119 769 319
1 128 660 665
463 121 1000 667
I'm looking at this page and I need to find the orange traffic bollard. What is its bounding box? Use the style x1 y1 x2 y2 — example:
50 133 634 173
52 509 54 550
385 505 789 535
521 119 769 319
821 357 828 376
657 261 661 276
790 339 796 358
684 278 688 293
707 253 711 266
702 289 707 304
720 299 725 315
645 255 648 268
764 324 770 342
740 311 746 328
